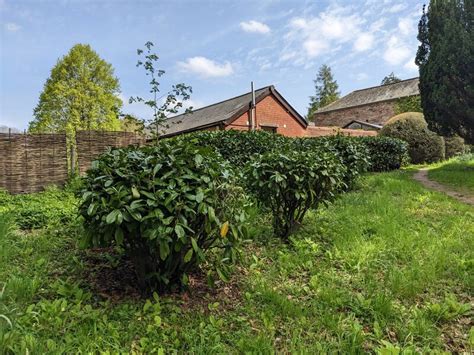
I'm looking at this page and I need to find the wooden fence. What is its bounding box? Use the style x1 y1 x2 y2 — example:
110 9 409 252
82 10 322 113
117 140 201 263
0 130 145 194
76 131 145 175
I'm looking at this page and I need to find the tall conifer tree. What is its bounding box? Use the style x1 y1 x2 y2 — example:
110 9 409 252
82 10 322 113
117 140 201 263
307 65 340 119
415 0 474 143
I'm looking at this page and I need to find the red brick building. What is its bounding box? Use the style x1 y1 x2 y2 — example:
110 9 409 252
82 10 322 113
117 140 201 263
162 86 375 138
162 86 307 137
313 78 419 130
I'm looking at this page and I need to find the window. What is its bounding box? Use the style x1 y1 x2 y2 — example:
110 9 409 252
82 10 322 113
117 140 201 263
260 125 277 133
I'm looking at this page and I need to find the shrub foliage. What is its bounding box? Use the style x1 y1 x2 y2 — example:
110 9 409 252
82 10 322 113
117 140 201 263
380 112 445 164
78 140 245 293
444 135 466 159
244 150 345 241
358 136 409 172
292 135 370 190
183 130 286 168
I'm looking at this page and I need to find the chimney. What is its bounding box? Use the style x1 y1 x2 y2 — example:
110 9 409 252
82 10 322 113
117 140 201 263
250 81 256 130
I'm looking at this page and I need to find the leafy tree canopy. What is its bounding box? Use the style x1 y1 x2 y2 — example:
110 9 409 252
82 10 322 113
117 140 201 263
29 44 122 136
307 64 340 119
120 114 145 133
381 72 402 85
415 0 474 143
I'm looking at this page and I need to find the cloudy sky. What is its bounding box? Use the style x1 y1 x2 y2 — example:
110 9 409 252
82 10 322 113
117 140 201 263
1 0 423 130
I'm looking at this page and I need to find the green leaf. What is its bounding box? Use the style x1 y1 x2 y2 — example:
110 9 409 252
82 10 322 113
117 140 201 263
195 190 204 203
216 267 230 282
131 186 140 199
184 249 193 263
191 237 199 253
106 210 121 224
194 154 203 165
87 203 96 216
175 224 185 239
115 228 124 245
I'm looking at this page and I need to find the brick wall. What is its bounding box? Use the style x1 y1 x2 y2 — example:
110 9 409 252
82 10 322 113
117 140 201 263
227 94 307 137
313 100 396 128
305 126 377 137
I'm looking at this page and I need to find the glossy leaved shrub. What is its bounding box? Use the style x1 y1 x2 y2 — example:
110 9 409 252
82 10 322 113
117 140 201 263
181 130 289 168
78 140 246 293
380 112 445 164
244 149 345 241
291 135 369 190
358 136 409 172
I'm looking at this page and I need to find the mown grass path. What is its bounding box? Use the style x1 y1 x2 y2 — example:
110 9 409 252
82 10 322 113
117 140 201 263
414 168 474 206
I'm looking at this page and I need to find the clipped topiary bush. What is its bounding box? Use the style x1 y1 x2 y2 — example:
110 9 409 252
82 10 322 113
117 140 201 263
291 135 369 190
182 130 289 168
380 112 445 164
444 135 465 158
78 140 246 293
358 136 409 172
244 149 345 241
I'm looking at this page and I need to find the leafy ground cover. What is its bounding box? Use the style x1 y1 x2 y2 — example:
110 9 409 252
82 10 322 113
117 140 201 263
427 155 474 195
0 170 473 353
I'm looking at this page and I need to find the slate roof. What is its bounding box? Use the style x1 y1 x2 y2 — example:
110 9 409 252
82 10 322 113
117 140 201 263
162 85 306 137
315 77 419 114
342 120 383 130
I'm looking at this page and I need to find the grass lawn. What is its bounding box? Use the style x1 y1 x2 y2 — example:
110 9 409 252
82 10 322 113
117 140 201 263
1 170 473 353
427 155 474 195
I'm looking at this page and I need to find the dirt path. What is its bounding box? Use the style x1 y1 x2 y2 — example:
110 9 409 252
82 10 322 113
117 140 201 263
413 168 474 206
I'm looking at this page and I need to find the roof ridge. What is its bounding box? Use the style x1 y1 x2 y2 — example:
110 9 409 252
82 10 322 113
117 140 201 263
167 85 273 120
351 77 419 93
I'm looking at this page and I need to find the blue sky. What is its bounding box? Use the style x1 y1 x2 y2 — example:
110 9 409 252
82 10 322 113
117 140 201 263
0 0 423 130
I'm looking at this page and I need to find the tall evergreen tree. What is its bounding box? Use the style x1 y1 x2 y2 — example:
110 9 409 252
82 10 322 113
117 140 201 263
381 72 402 85
307 64 340 119
30 44 122 137
415 0 474 143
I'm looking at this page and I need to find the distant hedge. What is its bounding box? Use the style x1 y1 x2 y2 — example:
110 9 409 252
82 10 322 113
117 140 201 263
380 112 445 164
180 130 286 168
358 136 409 172
444 135 466 159
291 136 370 190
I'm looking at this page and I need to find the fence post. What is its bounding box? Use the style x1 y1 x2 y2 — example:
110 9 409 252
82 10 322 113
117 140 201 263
70 142 76 176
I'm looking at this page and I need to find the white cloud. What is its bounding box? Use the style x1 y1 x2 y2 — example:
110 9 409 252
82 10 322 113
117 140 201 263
178 57 234 78
398 17 415 36
4 22 21 32
282 5 369 61
383 36 412 65
240 20 271 34
404 58 418 72
388 3 407 13
304 39 329 57
354 32 374 52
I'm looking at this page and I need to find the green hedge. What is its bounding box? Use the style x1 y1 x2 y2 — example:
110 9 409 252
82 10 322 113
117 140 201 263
358 136 409 172
444 135 466 158
380 112 445 164
291 135 370 190
181 130 287 168
78 140 246 293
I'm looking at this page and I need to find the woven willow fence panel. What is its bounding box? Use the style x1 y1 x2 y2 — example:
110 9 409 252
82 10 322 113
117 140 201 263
0 131 146 194
76 131 145 175
0 133 68 194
